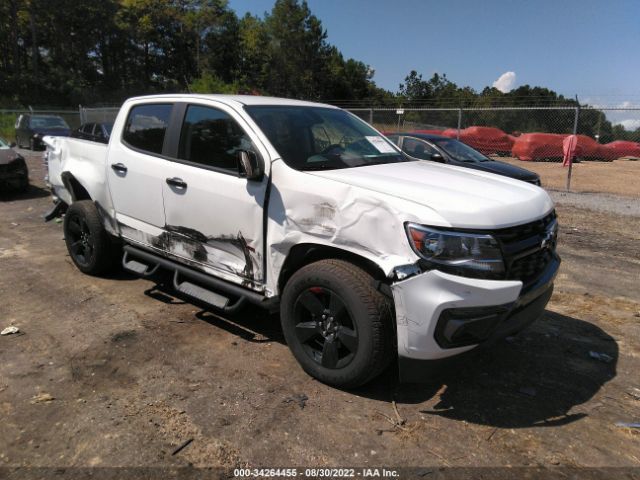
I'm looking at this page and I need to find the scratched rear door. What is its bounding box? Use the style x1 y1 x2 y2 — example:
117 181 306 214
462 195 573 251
161 102 269 291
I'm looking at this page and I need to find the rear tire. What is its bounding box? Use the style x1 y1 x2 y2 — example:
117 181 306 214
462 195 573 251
63 200 118 275
280 259 395 388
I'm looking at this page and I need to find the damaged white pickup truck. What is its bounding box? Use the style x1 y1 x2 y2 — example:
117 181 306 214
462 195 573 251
44 94 559 387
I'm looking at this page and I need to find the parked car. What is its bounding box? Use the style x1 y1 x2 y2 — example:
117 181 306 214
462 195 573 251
439 126 514 156
44 94 559 387
15 114 71 150
0 136 28 192
601 140 640 160
70 122 113 144
387 132 541 185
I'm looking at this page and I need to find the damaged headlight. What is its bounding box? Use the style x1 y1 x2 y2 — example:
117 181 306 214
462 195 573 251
405 223 504 278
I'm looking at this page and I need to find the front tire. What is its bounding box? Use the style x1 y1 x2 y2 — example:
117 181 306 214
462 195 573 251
63 200 117 275
280 259 395 388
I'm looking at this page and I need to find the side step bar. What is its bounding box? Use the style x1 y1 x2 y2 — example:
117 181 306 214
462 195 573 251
122 245 276 313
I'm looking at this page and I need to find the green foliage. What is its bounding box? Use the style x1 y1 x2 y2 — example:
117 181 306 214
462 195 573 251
189 73 241 94
0 114 17 141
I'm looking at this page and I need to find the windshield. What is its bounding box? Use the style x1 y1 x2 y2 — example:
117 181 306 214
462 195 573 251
0 137 8 149
29 116 69 129
432 138 490 162
245 106 408 171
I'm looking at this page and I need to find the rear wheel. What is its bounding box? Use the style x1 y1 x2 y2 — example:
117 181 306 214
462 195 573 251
280 259 394 388
63 200 118 275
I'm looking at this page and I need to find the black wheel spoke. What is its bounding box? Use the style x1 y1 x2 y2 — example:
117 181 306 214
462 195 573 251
68 218 82 235
328 292 346 320
298 290 325 318
337 326 358 353
321 339 339 368
295 321 320 343
69 240 83 252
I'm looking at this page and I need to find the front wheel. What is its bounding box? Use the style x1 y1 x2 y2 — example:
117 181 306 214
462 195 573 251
280 259 395 388
63 200 118 275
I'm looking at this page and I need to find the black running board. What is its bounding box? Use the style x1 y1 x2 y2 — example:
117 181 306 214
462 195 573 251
122 245 276 313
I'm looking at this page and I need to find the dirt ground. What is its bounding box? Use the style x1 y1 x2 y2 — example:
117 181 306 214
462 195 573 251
500 156 640 197
1 150 639 474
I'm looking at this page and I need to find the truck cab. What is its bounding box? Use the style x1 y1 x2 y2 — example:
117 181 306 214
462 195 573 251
44 94 559 387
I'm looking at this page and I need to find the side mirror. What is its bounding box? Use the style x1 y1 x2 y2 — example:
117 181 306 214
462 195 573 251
9 142 16 148
431 152 445 163
237 150 264 180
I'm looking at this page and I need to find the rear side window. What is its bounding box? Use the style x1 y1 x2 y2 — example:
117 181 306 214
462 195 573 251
178 105 253 172
122 104 172 155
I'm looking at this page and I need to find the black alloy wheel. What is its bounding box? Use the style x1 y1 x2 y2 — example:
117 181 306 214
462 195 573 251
66 212 95 267
293 286 359 369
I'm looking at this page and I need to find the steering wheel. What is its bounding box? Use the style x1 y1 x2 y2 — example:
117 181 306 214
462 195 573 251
320 144 344 155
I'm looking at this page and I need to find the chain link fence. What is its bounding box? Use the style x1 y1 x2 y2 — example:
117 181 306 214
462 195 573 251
348 106 640 161
79 106 121 125
0 108 81 142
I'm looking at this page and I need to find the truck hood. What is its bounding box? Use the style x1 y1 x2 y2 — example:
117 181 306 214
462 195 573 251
308 160 554 229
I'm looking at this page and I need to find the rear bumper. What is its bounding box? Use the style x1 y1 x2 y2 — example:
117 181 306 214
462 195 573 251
0 167 28 187
392 256 559 383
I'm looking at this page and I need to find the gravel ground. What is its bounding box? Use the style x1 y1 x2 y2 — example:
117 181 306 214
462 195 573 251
550 190 640 217
1 149 639 475
500 157 640 197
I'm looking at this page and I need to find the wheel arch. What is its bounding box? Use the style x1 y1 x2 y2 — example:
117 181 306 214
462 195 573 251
61 171 92 202
277 243 390 296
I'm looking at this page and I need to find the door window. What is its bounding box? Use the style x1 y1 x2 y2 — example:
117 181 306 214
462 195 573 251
122 104 172 155
178 105 254 172
402 137 437 160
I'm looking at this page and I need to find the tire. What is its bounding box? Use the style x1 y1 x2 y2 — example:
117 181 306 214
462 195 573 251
280 259 395 388
63 200 118 275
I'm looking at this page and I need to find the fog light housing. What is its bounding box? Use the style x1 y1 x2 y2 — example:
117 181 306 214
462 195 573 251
435 304 511 348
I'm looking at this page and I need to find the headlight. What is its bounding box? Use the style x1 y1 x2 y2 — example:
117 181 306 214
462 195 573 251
405 223 505 278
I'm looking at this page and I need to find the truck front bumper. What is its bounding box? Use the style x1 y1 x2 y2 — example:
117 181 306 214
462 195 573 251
392 256 559 383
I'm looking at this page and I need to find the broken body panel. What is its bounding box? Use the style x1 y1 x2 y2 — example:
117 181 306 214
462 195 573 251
45 94 558 381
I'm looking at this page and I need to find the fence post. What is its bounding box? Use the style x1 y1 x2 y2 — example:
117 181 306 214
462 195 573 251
566 104 580 191
368 108 373 125
457 108 462 140
78 104 84 124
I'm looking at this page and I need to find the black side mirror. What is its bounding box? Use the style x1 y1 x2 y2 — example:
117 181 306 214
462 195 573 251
237 150 264 180
431 152 445 163
9 142 16 148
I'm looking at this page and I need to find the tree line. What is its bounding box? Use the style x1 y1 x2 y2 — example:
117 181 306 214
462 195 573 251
0 0 636 142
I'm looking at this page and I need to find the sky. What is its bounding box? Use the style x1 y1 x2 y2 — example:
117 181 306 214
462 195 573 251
227 0 640 108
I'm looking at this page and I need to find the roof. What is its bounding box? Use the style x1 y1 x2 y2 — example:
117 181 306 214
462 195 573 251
125 94 338 109
387 132 451 141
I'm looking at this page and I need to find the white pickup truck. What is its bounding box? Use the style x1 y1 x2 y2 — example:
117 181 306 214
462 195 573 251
44 94 559 387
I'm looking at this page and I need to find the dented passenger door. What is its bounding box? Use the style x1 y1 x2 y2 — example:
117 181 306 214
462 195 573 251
160 102 269 290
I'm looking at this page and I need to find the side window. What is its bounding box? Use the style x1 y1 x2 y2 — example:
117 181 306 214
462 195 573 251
402 138 437 160
122 104 172 155
178 105 254 171
386 135 400 145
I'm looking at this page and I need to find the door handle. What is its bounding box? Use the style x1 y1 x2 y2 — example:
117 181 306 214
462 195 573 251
111 163 128 173
166 177 187 189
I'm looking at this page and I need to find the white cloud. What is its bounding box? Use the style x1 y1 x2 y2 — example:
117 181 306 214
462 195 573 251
492 71 516 93
614 118 640 131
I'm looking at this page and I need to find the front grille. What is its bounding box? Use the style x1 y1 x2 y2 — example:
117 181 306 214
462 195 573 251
492 211 557 284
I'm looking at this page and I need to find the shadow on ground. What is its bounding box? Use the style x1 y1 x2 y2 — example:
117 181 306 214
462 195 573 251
139 276 618 430
356 310 618 429
0 184 50 201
